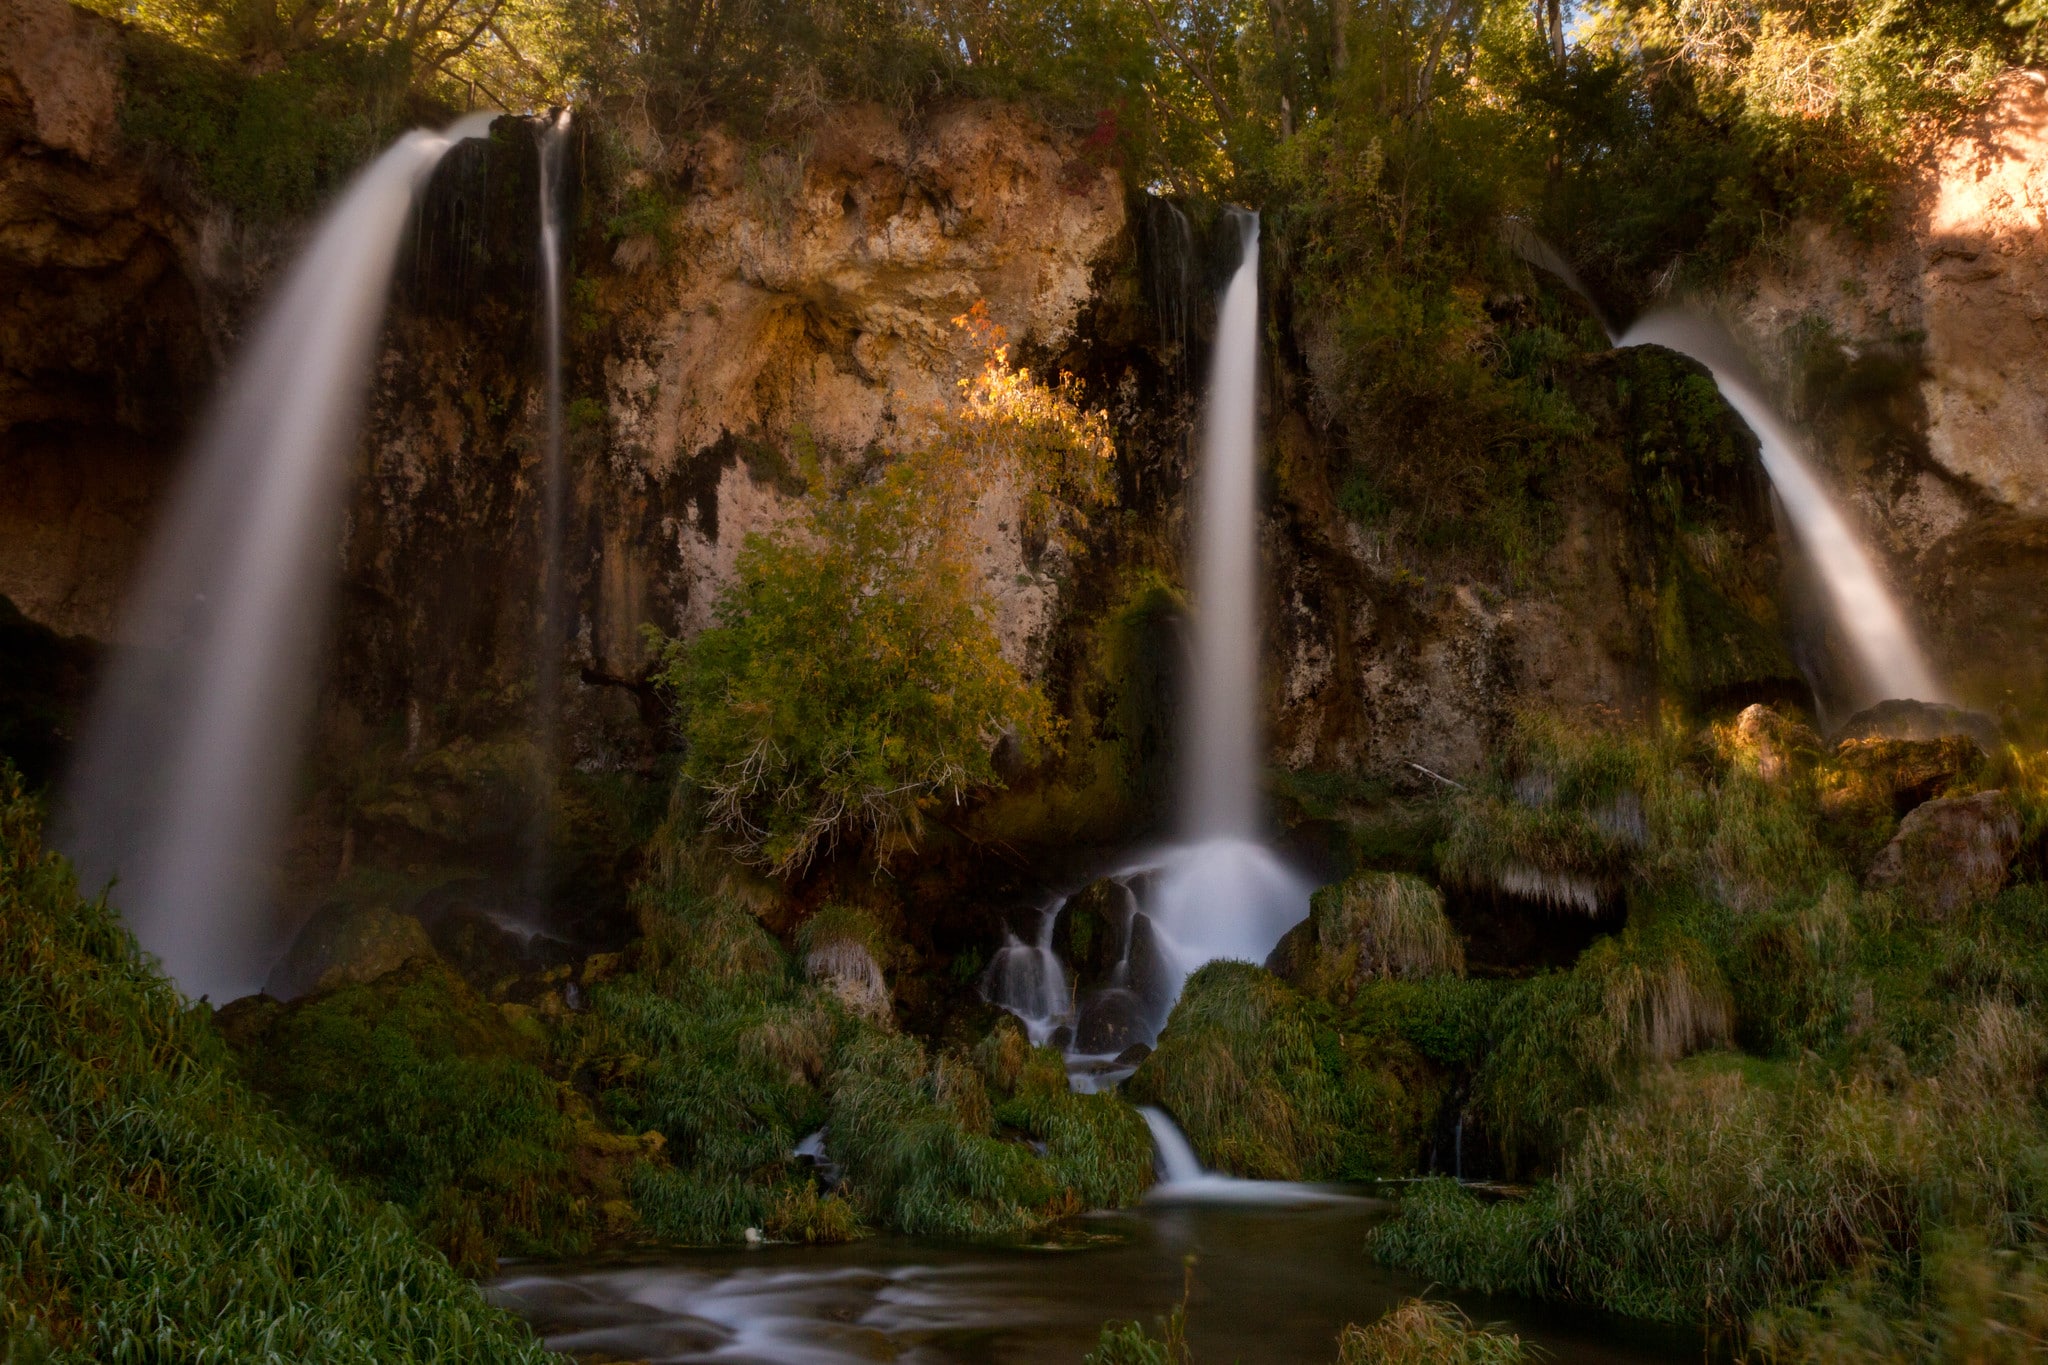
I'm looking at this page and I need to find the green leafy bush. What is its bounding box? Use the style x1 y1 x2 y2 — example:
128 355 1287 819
651 334 1112 878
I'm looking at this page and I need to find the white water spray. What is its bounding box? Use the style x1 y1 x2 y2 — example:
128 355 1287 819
1618 309 1945 710
58 115 495 1001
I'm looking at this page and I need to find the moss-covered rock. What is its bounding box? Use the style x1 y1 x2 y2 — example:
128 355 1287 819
1273 871 1465 1003
265 903 440 999
1127 962 1444 1180
219 959 639 1272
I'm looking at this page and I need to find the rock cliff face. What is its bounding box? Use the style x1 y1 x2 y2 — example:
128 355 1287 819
4 0 2046 876
1720 71 2048 721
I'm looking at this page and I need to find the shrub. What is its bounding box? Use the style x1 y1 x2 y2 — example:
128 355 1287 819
650 326 1113 878
0 767 550 1360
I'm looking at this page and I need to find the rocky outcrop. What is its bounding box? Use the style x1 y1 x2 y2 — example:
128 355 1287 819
0 0 207 640
1722 72 2048 718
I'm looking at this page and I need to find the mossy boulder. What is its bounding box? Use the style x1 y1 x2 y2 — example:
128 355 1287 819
219 958 641 1273
1272 871 1464 1003
1866 789 2024 919
264 902 440 999
1127 962 1444 1181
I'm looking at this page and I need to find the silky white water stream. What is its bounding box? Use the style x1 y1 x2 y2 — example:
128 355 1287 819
58 115 495 1001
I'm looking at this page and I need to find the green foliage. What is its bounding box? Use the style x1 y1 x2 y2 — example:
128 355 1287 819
221 960 615 1273
651 337 1112 878
1128 962 1443 1180
118 36 415 221
0 767 550 1361
1372 716 2048 1335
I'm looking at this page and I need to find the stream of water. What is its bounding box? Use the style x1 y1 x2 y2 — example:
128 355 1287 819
489 1199 1696 1364
57 114 495 1001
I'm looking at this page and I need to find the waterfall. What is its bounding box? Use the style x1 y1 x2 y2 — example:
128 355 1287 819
1501 225 1945 713
1138 1105 1340 1204
1617 309 1946 711
1142 209 1310 1011
1185 209 1264 840
526 109 573 910
56 115 495 1002
982 208 1310 1091
983 904 1071 1047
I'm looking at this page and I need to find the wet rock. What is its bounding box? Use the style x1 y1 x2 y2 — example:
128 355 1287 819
1113 1042 1152 1067
1866 789 2023 918
265 904 438 1000
413 881 578 992
1073 987 1148 1055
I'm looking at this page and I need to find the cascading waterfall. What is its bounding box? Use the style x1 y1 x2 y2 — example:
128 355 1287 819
1616 310 1946 712
56 114 495 1002
1501 225 1945 713
986 208 1310 1092
526 108 573 910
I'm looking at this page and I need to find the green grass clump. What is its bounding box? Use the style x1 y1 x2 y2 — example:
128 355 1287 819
991 1047 1153 1210
1127 962 1443 1181
220 959 626 1273
1284 872 1464 1003
1335 1298 1528 1364
557 879 856 1244
0 767 550 1361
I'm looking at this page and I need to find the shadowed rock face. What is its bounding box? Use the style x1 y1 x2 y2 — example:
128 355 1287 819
1866 789 2024 918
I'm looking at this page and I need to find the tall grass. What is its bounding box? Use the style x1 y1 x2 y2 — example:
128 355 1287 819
1375 714 2048 1336
0 768 550 1361
1127 962 1444 1180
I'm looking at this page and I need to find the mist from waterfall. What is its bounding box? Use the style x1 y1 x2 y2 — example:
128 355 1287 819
526 108 573 909
1617 309 1946 711
57 114 495 1002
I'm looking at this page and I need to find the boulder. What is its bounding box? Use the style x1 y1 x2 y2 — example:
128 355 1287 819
1725 703 1822 784
1833 699 2003 751
1823 735 1985 824
1073 986 1149 1055
1866 789 2024 918
264 904 438 1000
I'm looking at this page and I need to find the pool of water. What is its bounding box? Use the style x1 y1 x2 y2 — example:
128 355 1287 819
490 1195 1700 1363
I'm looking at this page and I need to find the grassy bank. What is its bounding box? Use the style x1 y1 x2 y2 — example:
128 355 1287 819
1359 711 2048 1345
0 767 551 1361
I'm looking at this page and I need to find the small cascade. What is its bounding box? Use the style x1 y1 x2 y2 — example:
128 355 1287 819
1138 1106 1340 1205
1616 310 1946 712
525 108 574 911
983 904 1071 1047
57 114 495 1002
